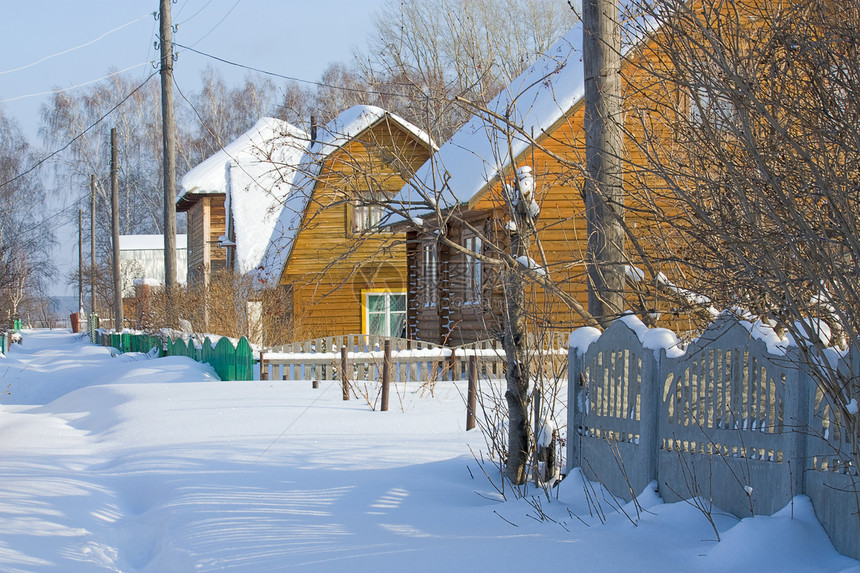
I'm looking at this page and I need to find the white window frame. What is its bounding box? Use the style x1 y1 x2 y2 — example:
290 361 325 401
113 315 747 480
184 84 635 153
422 241 438 307
463 235 482 304
690 81 737 131
362 290 407 338
352 201 385 234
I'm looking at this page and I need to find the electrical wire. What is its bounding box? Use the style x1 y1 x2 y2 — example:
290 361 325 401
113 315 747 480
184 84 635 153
0 63 150 105
0 71 159 190
173 43 418 97
186 0 241 48
176 0 216 27
0 14 151 77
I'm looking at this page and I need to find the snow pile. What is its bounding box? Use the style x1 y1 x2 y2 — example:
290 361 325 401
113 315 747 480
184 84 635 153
569 326 601 355
0 330 856 572
516 255 547 277
226 121 308 274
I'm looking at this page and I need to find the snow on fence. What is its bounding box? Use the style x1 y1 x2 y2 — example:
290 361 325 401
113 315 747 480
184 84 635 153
261 335 450 383
259 332 569 384
98 331 254 381
568 315 859 560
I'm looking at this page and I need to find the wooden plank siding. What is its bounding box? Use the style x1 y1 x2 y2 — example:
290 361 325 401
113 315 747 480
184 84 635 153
407 34 699 344
180 195 228 289
278 118 433 340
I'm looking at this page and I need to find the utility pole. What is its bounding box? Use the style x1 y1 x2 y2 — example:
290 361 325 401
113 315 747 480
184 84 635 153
583 0 625 326
78 209 83 313
110 127 123 331
90 174 96 317
160 0 178 308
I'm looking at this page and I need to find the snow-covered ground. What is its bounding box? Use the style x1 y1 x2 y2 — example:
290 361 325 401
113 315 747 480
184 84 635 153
0 330 857 572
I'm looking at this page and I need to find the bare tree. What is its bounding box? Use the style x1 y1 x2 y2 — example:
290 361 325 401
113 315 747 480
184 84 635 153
0 107 54 324
357 0 580 141
40 72 168 260
621 0 860 471
178 67 282 169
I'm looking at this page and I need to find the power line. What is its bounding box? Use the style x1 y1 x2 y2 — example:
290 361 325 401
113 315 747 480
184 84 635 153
186 0 242 47
0 63 150 104
173 42 417 98
0 71 159 190
0 13 151 77
175 0 216 26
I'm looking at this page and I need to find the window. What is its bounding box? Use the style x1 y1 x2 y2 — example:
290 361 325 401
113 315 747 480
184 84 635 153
422 241 438 307
352 202 385 234
463 235 482 304
352 190 387 234
690 79 738 131
363 290 407 337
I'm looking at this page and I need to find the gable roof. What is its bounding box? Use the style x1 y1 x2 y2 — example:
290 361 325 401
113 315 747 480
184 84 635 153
253 105 434 288
177 117 309 274
391 12 654 217
226 122 308 274
390 23 583 214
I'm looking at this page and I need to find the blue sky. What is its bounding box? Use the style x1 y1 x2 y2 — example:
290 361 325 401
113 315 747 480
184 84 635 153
1 0 383 142
0 0 383 299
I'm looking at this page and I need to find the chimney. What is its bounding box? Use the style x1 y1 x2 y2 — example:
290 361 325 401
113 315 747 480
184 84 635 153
310 115 318 144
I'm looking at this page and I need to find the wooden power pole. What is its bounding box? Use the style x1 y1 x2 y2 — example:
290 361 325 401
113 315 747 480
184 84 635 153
90 174 96 317
160 0 178 301
78 209 83 313
583 0 625 326
110 127 123 331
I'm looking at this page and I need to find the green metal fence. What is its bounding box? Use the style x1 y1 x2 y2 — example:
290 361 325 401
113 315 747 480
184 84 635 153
97 332 254 381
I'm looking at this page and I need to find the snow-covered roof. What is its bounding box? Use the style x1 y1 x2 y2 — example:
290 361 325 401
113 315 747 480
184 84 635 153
391 24 583 213
177 118 305 203
223 120 309 274
119 234 187 251
176 117 310 275
254 105 434 288
391 14 652 216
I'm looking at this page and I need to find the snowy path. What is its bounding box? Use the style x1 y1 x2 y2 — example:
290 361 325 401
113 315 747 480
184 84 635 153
0 330 857 572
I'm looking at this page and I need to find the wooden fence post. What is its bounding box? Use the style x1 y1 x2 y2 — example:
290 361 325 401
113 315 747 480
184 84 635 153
341 346 350 400
467 355 478 430
381 339 391 411
260 353 268 380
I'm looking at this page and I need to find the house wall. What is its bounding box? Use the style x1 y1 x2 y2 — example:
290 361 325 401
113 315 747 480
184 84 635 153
407 36 697 345
279 119 432 340
185 195 228 289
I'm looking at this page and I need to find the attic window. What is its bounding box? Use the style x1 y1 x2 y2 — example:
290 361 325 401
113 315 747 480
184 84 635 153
352 190 387 234
689 67 739 132
353 202 384 233
691 85 737 129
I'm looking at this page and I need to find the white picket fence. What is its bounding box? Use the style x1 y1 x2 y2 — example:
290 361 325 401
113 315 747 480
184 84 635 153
259 332 568 384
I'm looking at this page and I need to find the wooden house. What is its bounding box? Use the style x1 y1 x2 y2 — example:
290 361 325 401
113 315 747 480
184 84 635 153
177 118 308 290
389 20 699 345
255 105 434 340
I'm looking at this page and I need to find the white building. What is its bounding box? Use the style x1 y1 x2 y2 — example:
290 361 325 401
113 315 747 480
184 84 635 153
119 235 188 297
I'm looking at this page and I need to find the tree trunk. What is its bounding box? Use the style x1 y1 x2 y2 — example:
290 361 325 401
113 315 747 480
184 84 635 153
503 196 533 484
